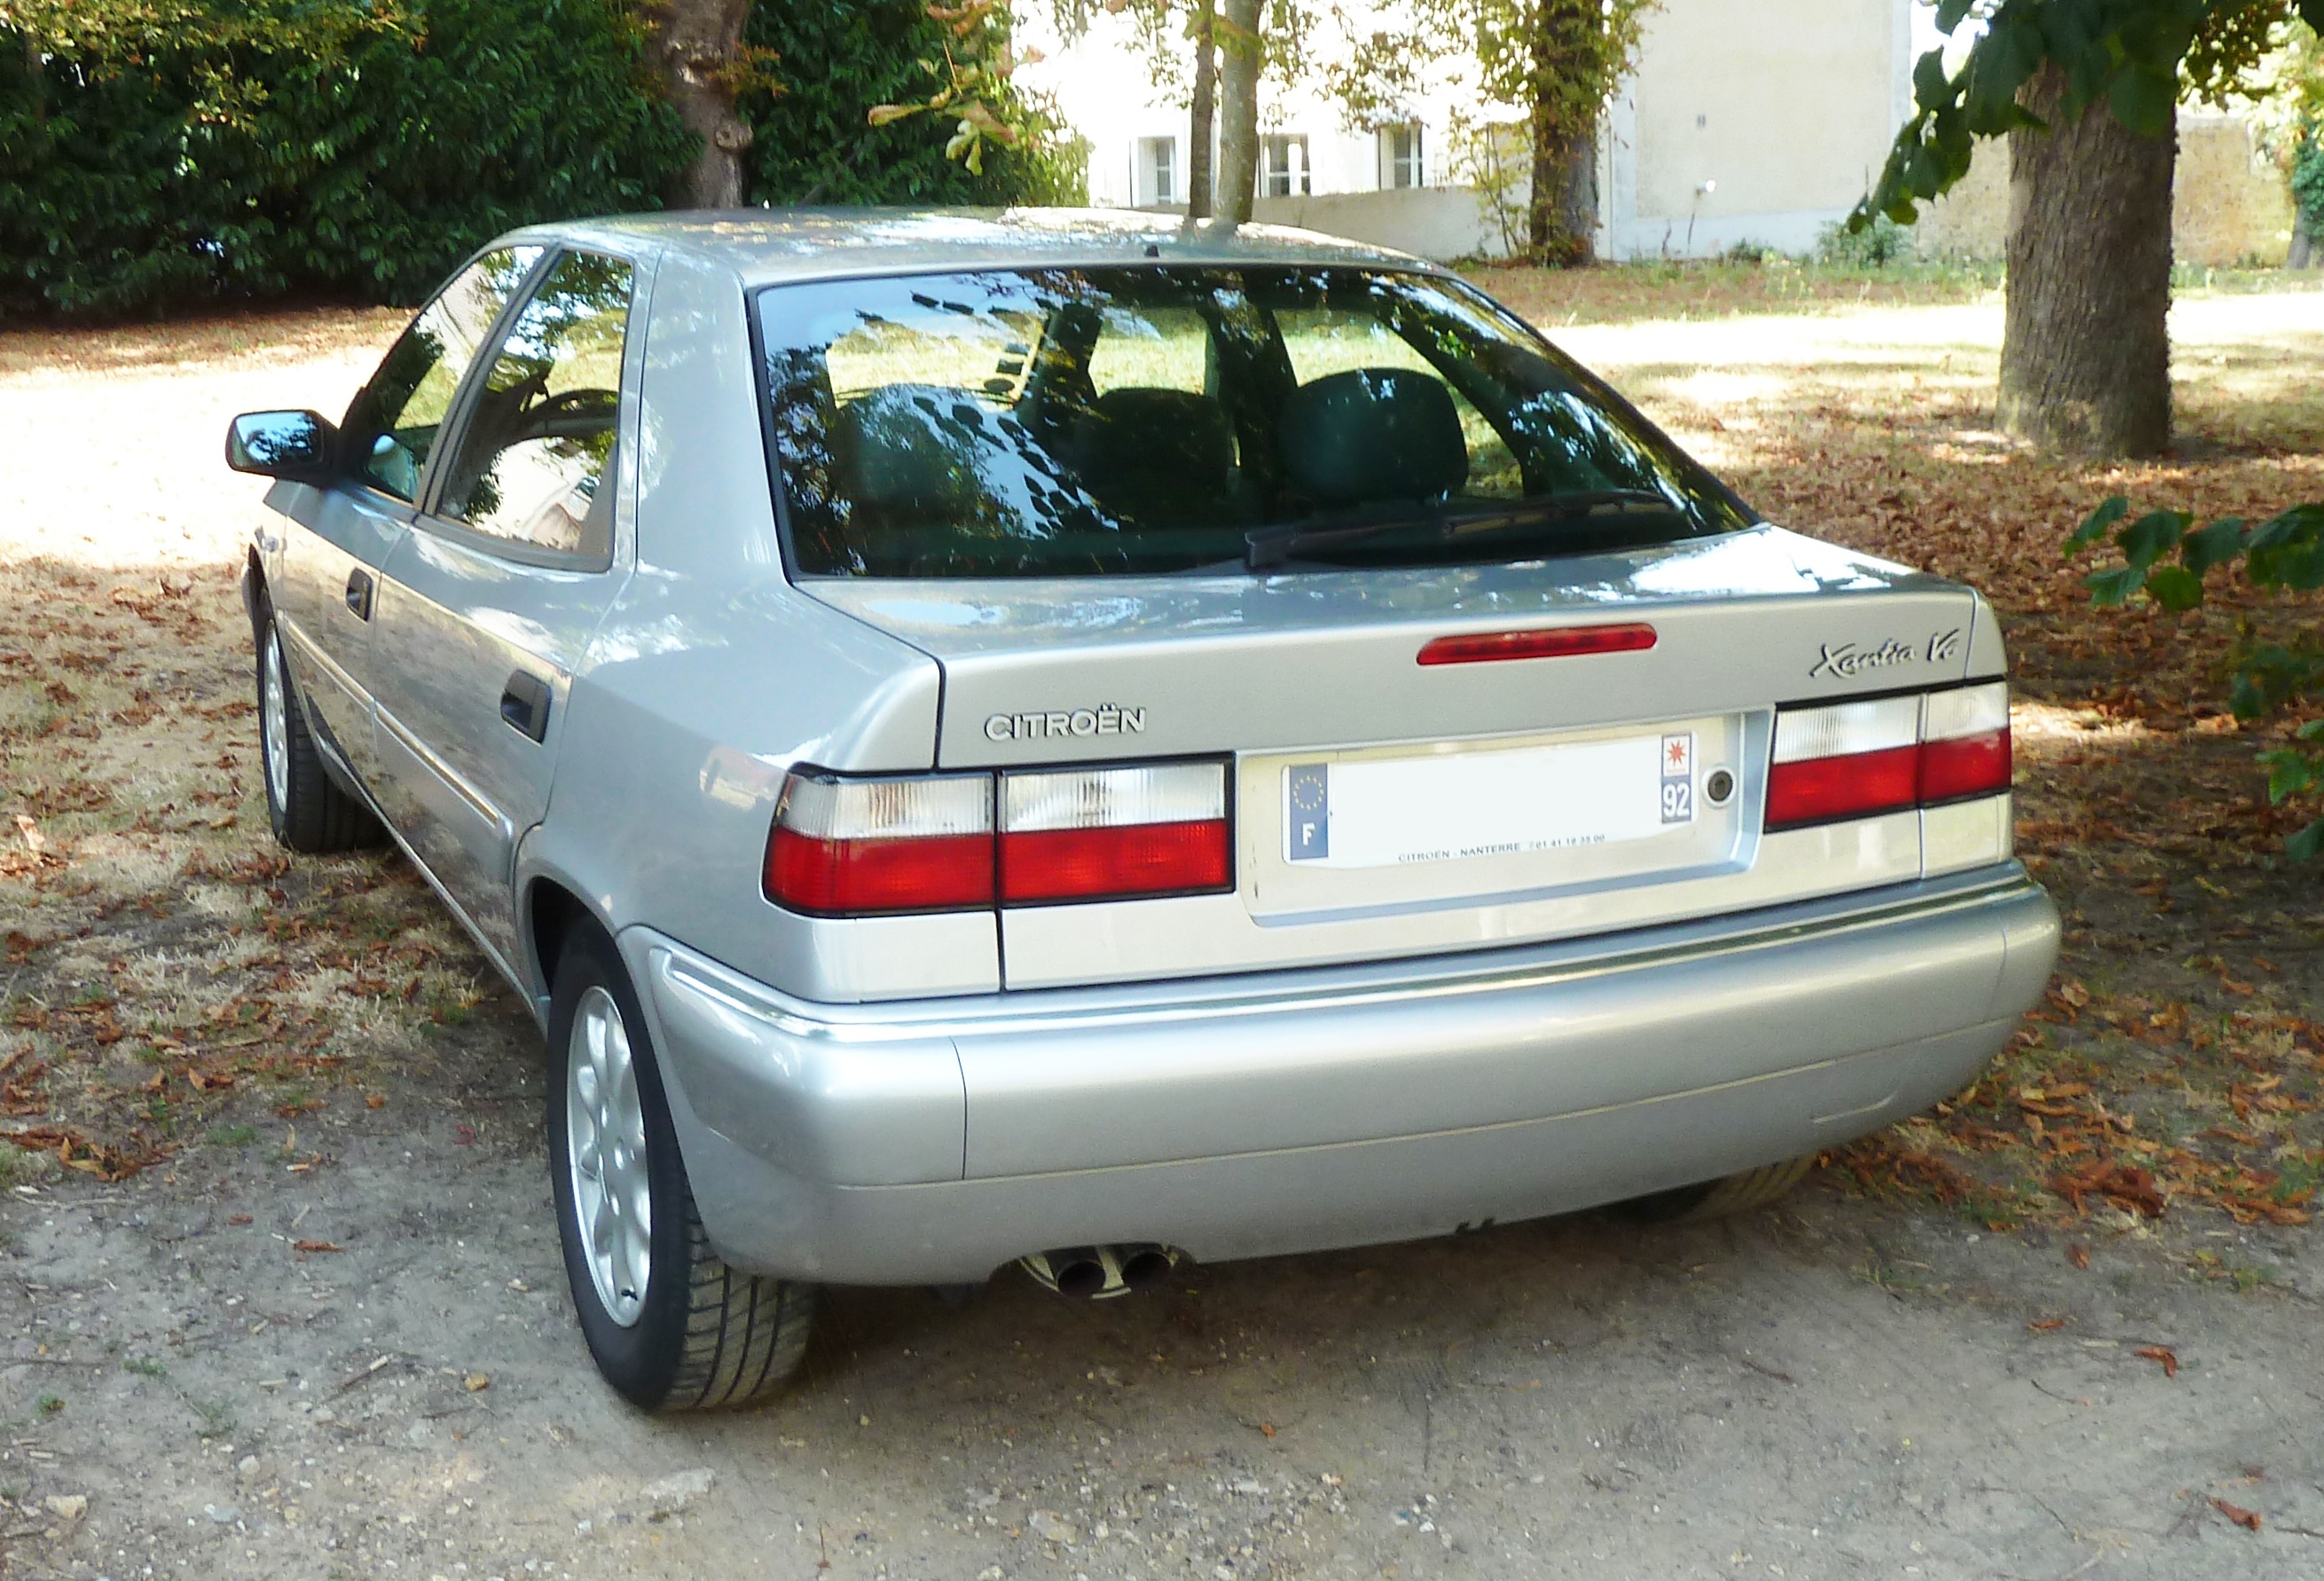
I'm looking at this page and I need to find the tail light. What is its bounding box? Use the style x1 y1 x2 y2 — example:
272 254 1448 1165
765 759 1232 916
765 772 994 915
1001 762 1230 902
1918 680 2014 802
1768 681 2012 831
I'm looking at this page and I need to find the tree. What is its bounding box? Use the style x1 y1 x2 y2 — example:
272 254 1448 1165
646 0 762 208
1861 0 2324 458
1327 0 1654 264
1187 0 1218 215
1214 0 1263 221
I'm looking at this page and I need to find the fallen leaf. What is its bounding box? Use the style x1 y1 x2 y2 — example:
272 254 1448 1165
2028 1318 2068 1332
2210 1498 2261 1531
292 1239 343 1255
13 813 44 853
2068 1244 2091 1270
464 1373 490 1392
2051 1161 2166 1219
2134 1345 2179 1379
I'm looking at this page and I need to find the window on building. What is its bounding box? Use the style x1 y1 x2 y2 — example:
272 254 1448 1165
1139 136 1179 206
1381 123 1425 189
1260 134 1310 198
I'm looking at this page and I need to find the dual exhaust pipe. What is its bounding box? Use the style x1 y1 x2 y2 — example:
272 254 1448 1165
1020 1243 1181 1300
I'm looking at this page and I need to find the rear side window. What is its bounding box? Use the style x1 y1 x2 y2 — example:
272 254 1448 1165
756 265 1752 578
434 250 632 562
342 246 543 501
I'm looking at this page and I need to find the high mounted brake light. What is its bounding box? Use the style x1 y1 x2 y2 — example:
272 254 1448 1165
1417 623 1658 666
765 760 1233 916
1766 682 2012 832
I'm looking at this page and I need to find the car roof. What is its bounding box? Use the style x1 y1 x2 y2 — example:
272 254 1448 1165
511 207 1439 287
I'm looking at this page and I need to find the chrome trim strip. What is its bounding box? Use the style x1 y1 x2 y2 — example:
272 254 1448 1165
648 864 2041 1044
279 616 363 703
375 703 514 841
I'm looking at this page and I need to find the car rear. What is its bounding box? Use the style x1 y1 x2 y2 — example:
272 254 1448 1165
616 237 2057 1283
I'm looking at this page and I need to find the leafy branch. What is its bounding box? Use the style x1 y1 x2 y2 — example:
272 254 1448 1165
2067 495 2324 861
866 0 1038 175
1856 0 2324 230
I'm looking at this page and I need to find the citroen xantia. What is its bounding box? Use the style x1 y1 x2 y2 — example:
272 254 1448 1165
228 211 2057 1410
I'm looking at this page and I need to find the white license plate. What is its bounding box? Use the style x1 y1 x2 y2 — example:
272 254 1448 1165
1284 732 1695 869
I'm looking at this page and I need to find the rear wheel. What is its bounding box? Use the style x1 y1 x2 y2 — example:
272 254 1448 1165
1615 1153 1818 1225
255 607 377 852
547 927 816 1411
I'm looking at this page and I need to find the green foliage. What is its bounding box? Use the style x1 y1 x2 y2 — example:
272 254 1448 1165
1857 0 2324 232
2296 114 2324 237
2069 494 2324 861
0 0 693 319
752 1 1082 204
1815 215 1918 266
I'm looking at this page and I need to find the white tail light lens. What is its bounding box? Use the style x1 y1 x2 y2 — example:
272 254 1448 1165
765 772 994 915
1000 762 1231 903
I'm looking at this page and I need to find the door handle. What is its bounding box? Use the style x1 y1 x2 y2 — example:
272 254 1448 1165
344 568 373 620
499 671 553 743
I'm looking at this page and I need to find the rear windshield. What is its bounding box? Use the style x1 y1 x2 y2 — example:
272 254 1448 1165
755 265 1753 578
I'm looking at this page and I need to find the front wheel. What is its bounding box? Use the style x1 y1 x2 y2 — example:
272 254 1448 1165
546 928 816 1411
255 608 377 852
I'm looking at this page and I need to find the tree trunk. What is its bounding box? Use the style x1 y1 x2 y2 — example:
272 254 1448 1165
1997 66 2174 457
2291 226 2316 271
647 0 756 208
1214 0 1261 224
1524 0 1603 265
1187 0 1216 218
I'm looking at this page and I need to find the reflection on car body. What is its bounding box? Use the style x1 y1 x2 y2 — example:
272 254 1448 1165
228 208 2058 1412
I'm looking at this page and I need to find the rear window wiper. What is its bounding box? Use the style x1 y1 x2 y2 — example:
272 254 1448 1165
1244 490 1679 570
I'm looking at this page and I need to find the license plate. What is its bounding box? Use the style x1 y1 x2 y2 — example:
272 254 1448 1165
1284 731 1695 868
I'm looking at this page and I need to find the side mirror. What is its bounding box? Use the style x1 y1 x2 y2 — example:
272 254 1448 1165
226 410 337 481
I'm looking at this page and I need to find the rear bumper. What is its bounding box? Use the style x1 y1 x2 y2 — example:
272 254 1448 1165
621 866 2058 1283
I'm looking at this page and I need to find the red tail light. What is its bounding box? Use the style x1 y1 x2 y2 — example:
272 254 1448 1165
1001 763 1231 902
1417 622 1658 666
765 773 993 915
1768 682 2012 831
766 761 1233 916
1766 744 1920 829
1917 683 2014 802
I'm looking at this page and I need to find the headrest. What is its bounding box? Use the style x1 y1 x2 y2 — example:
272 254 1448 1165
833 384 989 519
1277 367 1467 509
1072 388 1237 501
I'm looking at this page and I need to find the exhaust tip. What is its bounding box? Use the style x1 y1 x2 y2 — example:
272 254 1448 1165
1053 1253 1109 1300
1020 1243 1182 1299
1119 1246 1176 1292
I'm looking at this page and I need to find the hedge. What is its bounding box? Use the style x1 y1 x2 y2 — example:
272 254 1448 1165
0 0 1082 322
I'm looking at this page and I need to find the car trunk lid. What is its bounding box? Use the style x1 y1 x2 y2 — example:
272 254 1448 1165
799 525 1998 987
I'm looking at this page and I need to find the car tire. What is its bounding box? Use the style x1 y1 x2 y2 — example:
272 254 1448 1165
255 605 379 853
546 926 817 1411
1614 1153 1818 1225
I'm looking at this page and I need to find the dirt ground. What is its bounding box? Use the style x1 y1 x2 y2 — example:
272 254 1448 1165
3 272 2323 1581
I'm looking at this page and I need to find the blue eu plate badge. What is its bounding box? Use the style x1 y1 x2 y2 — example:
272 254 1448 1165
1286 763 1329 861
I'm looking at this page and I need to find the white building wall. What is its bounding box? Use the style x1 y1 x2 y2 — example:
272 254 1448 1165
1025 1 1917 263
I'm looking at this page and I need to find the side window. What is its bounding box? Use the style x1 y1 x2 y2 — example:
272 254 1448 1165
1276 306 1525 499
342 246 543 501
434 251 634 562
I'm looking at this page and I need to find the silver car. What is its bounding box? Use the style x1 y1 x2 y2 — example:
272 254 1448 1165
227 210 2057 1411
